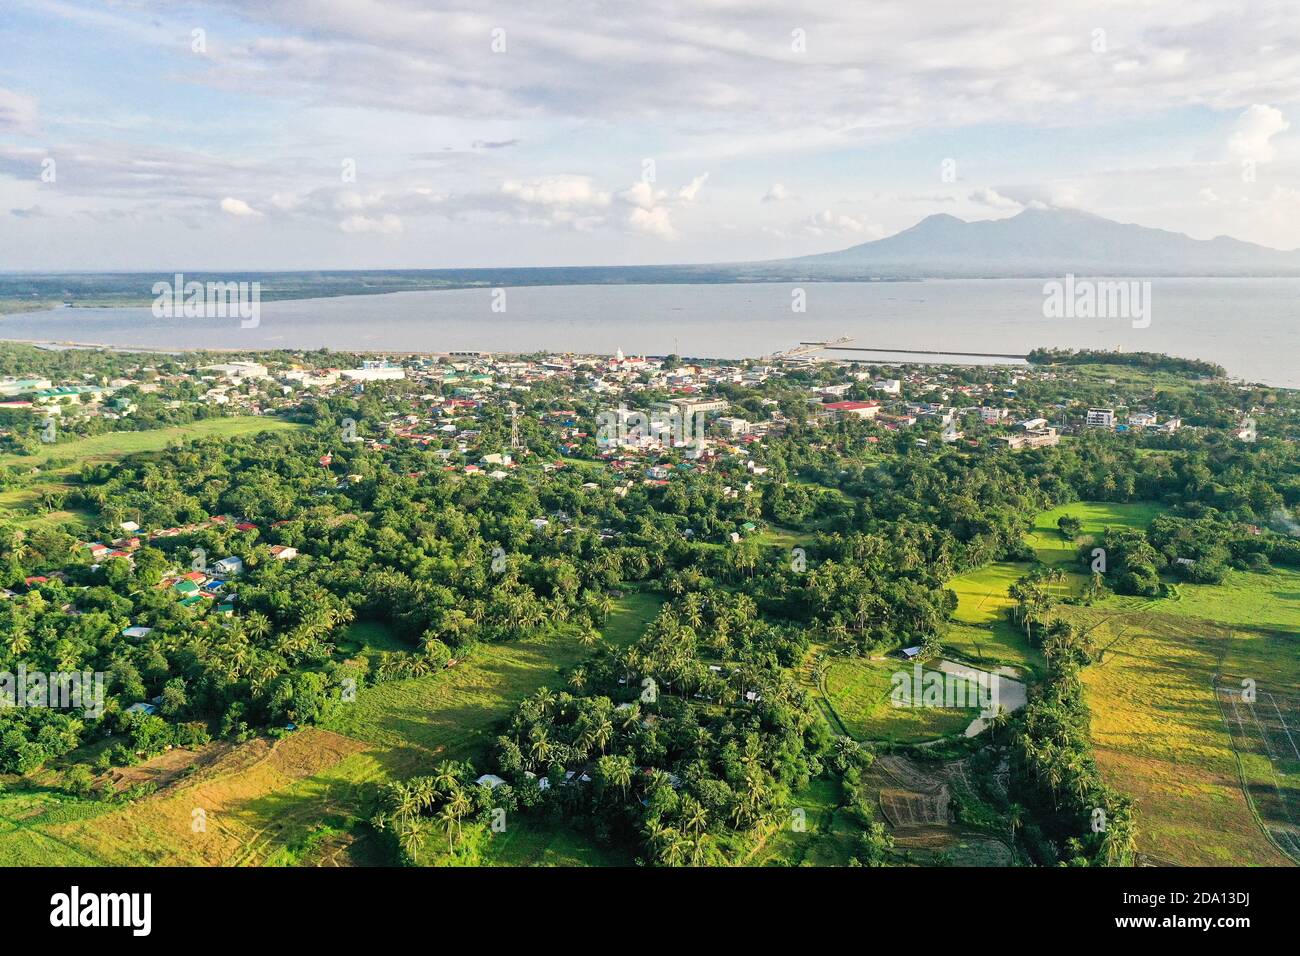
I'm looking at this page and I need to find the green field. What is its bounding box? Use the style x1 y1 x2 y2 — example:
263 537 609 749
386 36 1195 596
1074 570 1300 866
944 564 1042 675
0 592 665 867
942 501 1167 676
823 657 977 743
944 499 1300 865
0 417 304 531
1026 501 1166 565
746 777 861 866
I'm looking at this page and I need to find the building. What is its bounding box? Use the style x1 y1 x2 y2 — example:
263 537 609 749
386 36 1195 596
32 385 106 405
873 379 902 395
715 416 752 436
341 366 406 382
823 400 880 420
0 378 52 397
200 361 269 381
996 427 1060 450
213 556 244 576
671 397 728 417
1127 411 1158 427
979 406 1008 424
1086 407 1116 428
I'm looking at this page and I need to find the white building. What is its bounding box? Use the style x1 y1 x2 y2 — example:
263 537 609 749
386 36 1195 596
715 416 752 436
341 366 406 382
1086 407 1116 428
200 361 269 381
213 556 244 576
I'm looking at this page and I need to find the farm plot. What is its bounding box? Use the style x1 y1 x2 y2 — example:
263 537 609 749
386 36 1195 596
862 754 1012 866
1214 677 1300 862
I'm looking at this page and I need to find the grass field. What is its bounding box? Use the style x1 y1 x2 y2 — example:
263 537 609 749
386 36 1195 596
0 592 665 867
1026 501 1167 565
1074 568 1300 866
823 657 977 743
746 777 861 866
0 417 304 531
938 499 1299 865
944 563 1043 676
942 501 1167 676
0 416 303 472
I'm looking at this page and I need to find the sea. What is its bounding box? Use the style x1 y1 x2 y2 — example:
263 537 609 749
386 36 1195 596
2 277 1297 387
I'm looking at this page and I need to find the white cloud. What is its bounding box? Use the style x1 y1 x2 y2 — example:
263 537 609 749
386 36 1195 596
220 197 262 217
0 88 37 132
968 187 1022 210
1227 104 1289 162
501 176 610 208
799 209 880 237
627 205 677 240
340 213 403 234
619 180 663 210
677 173 709 201
762 183 792 202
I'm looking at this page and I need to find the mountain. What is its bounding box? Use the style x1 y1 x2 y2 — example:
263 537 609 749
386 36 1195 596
749 207 1300 278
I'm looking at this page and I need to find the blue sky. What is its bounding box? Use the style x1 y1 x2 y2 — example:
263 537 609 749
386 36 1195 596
2 0 1299 270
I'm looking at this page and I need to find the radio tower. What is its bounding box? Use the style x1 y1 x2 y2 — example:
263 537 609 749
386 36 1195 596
509 401 522 451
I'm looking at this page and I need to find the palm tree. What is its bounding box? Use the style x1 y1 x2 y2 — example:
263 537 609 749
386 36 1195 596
438 803 459 853
1006 802 1024 846
683 798 709 835
398 818 428 863
244 611 272 641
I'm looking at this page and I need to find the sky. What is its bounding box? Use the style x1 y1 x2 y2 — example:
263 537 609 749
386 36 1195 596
2 0 1300 271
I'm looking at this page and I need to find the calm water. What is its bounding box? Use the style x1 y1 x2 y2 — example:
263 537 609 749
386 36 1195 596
3 278 1297 386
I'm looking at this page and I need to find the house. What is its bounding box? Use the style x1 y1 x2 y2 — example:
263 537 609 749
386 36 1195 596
715 416 751 436
341 365 406 382
979 407 1008 424
901 646 923 660
823 400 880 420
200 361 269 381
125 702 158 716
1086 407 1116 428
213 556 244 576
122 626 153 639
267 545 298 561
996 427 1060 450
474 774 507 789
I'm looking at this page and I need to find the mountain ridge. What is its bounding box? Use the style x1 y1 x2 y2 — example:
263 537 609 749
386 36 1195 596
754 206 1300 278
